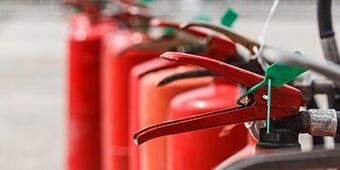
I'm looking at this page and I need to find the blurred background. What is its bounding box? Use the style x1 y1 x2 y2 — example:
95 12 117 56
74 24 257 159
0 0 340 169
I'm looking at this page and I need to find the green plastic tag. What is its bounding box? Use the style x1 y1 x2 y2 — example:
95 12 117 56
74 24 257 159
237 51 307 133
139 0 153 5
193 15 211 23
164 27 175 36
221 8 238 28
265 62 307 87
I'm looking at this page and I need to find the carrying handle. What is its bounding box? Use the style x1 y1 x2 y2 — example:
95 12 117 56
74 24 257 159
181 22 260 54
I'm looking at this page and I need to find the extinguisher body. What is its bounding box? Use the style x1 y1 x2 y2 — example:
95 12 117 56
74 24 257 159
67 13 115 170
101 30 164 170
167 78 248 170
138 67 212 170
215 135 257 169
129 58 178 170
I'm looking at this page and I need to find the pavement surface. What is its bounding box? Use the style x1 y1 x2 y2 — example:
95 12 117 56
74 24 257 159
0 1 338 170
0 4 66 170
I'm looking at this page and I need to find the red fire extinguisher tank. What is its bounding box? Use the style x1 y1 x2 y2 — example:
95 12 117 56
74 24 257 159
215 135 257 168
101 29 164 170
138 66 212 170
167 78 248 170
67 13 115 170
129 58 178 170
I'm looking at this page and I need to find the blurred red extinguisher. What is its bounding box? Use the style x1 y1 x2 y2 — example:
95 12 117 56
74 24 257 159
64 0 116 170
100 10 170 170
137 65 212 170
129 58 178 170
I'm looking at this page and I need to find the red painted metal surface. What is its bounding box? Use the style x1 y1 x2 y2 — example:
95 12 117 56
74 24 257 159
215 135 257 168
134 52 303 145
138 66 211 170
129 58 178 170
167 78 248 170
101 29 165 170
67 13 116 170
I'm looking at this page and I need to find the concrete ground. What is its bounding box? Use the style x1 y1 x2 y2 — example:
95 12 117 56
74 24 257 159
0 4 66 170
0 1 338 170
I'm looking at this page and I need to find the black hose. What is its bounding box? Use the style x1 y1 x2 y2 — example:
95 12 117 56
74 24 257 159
317 0 334 38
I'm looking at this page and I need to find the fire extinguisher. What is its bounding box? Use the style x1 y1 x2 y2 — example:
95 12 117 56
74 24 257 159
129 58 178 170
138 66 212 170
65 1 117 170
100 13 169 170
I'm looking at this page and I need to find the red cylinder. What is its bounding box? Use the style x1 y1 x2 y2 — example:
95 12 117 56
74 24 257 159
129 58 178 170
138 66 212 170
67 13 116 170
167 78 248 170
101 29 164 170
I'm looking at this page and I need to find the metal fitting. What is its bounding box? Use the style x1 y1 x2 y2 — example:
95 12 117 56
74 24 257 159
307 109 338 136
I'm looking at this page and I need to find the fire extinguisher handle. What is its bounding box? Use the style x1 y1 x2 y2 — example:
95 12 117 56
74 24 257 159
160 52 302 108
150 19 237 61
150 18 232 44
157 69 217 86
161 52 262 87
181 22 260 54
150 19 206 37
117 38 203 56
134 103 261 145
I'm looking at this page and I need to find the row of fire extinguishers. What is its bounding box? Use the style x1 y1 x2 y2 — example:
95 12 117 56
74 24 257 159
65 1 249 169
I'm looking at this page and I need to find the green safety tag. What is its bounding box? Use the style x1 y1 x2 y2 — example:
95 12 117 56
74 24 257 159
139 0 153 5
164 27 175 36
221 8 238 28
237 51 307 133
193 15 211 23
